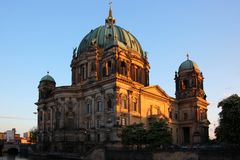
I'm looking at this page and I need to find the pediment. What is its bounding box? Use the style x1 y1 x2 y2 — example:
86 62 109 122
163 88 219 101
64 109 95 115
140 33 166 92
142 85 170 99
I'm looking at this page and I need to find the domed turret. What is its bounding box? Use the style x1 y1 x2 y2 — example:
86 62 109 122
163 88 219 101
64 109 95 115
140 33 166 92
175 55 206 100
178 59 200 72
38 72 56 100
40 74 55 83
178 54 200 72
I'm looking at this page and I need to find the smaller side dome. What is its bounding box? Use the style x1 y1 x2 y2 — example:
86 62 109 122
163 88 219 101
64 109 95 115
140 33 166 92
178 54 200 72
178 59 200 72
40 72 55 83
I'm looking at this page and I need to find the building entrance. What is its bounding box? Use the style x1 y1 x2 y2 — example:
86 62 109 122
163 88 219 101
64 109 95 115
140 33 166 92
183 127 190 144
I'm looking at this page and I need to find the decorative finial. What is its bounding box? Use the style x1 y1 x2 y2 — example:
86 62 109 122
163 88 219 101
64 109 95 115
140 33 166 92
109 0 112 17
47 71 49 75
105 0 115 25
186 53 189 60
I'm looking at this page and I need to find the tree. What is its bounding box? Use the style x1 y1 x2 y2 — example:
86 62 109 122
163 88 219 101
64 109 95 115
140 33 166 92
147 118 172 149
121 118 172 150
29 127 38 144
122 123 147 148
215 94 240 144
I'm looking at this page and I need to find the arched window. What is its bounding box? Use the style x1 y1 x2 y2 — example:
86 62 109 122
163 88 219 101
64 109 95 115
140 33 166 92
182 80 189 90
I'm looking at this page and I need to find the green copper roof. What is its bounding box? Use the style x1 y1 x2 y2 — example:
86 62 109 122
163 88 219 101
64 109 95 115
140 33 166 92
178 59 200 72
77 25 145 58
40 74 55 83
77 7 146 58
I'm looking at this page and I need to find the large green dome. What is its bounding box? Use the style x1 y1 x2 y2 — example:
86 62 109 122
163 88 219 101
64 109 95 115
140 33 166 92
77 7 146 58
178 59 200 72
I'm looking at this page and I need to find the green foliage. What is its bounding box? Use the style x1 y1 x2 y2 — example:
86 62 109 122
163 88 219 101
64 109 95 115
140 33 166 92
147 119 172 148
121 118 172 149
215 94 240 144
29 127 38 144
122 123 147 148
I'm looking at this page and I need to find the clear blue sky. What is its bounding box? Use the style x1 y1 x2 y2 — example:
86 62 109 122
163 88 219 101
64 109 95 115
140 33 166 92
0 0 239 138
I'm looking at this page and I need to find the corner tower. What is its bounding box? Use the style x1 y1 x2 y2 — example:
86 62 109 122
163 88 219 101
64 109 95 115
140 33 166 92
175 55 209 144
38 72 56 100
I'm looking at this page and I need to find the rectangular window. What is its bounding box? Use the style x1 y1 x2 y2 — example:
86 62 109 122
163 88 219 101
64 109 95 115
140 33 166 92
87 121 91 129
174 113 178 120
107 99 112 111
121 118 127 126
133 101 137 111
97 101 102 112
107 61 112 75
184 112 188 120
169 111 172 119
122 98 127 109
87 103 91 114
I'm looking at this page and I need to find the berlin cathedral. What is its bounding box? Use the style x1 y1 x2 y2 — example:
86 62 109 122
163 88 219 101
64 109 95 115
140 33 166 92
36 6 209 152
